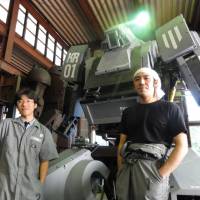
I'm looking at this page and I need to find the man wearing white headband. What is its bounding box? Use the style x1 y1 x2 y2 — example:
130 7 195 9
133 67 165 101
116 67 188 200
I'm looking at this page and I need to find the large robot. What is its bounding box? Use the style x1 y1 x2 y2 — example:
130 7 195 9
28 15 200 200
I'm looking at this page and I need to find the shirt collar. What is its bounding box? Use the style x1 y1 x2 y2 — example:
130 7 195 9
13 117 40 128
20 117 35 126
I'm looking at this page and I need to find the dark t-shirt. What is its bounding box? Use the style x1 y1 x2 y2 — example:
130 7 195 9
120 100 187 146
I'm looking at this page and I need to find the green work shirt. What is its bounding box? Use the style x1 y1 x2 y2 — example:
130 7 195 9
0 118 59 200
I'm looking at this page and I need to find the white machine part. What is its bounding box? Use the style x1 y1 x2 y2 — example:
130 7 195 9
44 149 110 200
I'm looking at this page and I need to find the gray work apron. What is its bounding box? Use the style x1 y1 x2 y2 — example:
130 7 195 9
116 143 170 200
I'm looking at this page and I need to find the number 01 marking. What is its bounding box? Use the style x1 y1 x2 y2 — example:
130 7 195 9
64 64 76 78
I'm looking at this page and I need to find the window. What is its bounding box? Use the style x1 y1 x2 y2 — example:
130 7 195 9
62 49 68 65
0 0 10 23
36 25 47 54
24 13 37 46
185 91 200 155
55 42 62 66
185 91 200 122
189 126 200 156
14 4 67 67
16 4 26 36
47 34 55 61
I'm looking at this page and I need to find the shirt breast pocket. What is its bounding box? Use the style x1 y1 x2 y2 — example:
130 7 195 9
148 116 167 131
30 139 42 158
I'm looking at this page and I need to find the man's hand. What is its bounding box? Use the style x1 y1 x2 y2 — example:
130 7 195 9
158 133 188 178
117 134 127 170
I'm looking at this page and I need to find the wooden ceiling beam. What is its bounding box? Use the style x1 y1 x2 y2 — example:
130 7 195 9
73 0 103 40
0 22 6 57
0 21 7 35
3 0 20 63
0 59 23 75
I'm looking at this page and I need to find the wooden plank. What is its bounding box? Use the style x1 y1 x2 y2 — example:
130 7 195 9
4 0 20 62
79 0 103 39
0 59 22 75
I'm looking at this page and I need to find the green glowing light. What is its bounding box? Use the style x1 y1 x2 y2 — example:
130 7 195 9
106 9 153 40
131 11 150 27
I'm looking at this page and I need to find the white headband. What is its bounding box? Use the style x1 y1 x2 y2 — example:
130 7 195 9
133 67 165 99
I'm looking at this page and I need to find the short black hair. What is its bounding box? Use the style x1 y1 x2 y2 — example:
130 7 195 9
15 88 38 105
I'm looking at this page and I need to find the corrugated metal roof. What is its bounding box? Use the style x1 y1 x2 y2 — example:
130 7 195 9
30 0 200 46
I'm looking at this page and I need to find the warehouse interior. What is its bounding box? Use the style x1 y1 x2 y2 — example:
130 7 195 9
1 1 200 200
